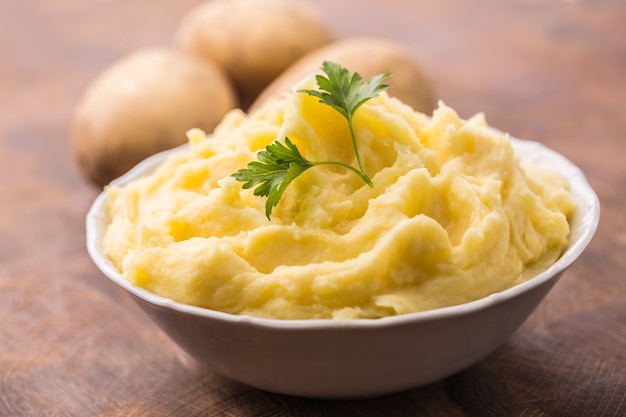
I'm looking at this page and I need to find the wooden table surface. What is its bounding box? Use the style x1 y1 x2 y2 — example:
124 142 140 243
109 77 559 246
2 0 625 415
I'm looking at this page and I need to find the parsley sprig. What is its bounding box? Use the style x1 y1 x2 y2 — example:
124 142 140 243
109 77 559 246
232 61 391 219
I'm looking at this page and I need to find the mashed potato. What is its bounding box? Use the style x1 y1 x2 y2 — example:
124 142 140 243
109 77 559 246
103 76 575 320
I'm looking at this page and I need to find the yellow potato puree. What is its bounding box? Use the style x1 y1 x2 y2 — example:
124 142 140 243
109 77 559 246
103 76 575 320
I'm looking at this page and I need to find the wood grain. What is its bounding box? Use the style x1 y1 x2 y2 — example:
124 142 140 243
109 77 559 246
1 0 624 415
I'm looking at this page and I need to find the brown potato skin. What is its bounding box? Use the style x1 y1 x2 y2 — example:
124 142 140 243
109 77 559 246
71 48 237 187
251 37 437 115
176 0 333 108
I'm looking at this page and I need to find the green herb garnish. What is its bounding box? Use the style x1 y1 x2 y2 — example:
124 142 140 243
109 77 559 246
232 61 391 219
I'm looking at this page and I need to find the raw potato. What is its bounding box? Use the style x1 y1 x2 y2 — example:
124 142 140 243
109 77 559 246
251 37 437 114
72 48 237 187
176 0 333 108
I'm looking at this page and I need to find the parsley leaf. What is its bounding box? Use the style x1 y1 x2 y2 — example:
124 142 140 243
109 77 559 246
232 138 313 219
300 61 391 125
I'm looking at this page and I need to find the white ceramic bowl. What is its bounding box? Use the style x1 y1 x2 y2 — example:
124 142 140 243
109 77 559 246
86 137 599 399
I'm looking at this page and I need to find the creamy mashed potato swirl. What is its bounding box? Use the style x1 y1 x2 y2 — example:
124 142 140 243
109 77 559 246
103 76 575 320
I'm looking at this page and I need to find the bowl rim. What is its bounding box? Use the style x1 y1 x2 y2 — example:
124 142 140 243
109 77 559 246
86 136 600 330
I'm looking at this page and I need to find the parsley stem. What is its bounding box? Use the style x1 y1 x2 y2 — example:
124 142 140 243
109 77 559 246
311 160 373 187
346 114 373 187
